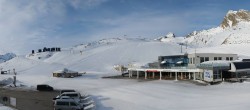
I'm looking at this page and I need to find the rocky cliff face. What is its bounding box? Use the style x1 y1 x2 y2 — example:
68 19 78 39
184 9 250 47
154 32 176 41
220 9 250 28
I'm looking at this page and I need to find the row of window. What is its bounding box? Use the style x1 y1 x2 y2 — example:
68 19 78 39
200 57 209 63
226 57 233 61
56 101 77 106
213 70 222 79
189 57 234 64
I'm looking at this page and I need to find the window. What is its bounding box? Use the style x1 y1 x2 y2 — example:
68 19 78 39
67 94 78 97
57 101 69 106
226 57 229 61
213 70 222 79
70 102 77 106
193 57 195 64
205 57 209 61
218 57 222 60
230 57 233 61
200 57 205 63
214 57 217 60
190 58 192 64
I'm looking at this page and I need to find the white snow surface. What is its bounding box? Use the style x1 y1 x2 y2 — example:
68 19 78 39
0 104 14 110
1 38 250 110
185 11 250 47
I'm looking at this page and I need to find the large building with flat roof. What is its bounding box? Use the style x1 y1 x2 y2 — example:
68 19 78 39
188 53 238 68
128 53 250 84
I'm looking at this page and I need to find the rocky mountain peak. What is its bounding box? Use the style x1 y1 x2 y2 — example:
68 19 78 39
165 32 175 38
221 9 250 28
185 31 198 38
154 32 176 42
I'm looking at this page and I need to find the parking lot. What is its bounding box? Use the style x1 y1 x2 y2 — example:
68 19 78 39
0 88 59 110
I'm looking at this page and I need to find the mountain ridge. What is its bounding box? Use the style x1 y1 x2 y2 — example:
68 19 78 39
185 9 250 47
221 9 250 28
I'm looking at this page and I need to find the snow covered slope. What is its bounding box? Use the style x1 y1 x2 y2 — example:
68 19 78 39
186 9 250 47
22 38 181 73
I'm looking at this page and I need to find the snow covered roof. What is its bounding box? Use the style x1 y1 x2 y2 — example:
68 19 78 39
53 68 78 73
197 61 231 69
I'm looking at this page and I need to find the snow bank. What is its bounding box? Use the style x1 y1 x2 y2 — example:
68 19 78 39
0 103 15 110
0 76 13 85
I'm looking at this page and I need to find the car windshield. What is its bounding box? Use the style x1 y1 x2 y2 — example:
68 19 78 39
70 102 78 106
67 94 78 97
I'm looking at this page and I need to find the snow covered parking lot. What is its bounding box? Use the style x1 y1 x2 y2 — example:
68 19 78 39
2 75 250 110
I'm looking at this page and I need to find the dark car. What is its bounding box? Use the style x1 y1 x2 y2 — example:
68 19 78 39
37 84 54 91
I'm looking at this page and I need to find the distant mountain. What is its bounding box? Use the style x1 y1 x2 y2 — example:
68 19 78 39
154 32 184 43
155 32 175 41
0 53 16 63
185 9 250 47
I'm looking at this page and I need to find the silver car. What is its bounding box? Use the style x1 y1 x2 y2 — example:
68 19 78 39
54 99 83 110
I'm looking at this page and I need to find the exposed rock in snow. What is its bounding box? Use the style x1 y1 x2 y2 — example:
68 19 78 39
221 9 250 28
185 9 250 47
0 53 16 63
155 32 175 42
26 52 54 61
165 32 176 38
154 32 185 44
186 31 198 38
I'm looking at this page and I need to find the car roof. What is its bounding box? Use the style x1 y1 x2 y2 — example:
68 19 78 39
61 92 80 94
60 90 75 93
61 89 75 91
60 96 71 99
37 84 50 86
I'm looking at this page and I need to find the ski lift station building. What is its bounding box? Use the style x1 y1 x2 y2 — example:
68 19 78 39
128 53 250 83
53 68 79 78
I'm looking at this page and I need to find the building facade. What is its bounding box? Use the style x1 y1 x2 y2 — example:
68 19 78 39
128 53 250 84
158 54 189 69
188 53 238 68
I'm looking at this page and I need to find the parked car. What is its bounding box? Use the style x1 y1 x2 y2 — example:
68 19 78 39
37 84 54 91
53 91 95 110
54 92 83 102
54 99 83 110
60 89 76 95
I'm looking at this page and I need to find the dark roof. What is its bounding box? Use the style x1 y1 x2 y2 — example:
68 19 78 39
242 59 250 62
233 62 250 70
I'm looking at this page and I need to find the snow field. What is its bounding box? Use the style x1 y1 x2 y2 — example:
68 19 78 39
1 38 250 110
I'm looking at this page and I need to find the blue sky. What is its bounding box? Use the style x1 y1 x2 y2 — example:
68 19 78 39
0 0 250 54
